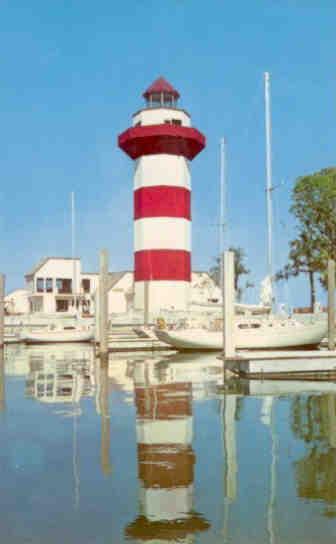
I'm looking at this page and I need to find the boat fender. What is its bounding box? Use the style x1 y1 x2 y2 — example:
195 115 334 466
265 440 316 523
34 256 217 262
156 317 166 330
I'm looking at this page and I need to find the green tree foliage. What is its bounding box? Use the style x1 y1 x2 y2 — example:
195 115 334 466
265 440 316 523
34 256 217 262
209 246 253 301
277 167 336 309
291 394 336 518
275 232 322 311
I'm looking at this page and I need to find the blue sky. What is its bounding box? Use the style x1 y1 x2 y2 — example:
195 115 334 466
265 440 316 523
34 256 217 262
1 0 335 306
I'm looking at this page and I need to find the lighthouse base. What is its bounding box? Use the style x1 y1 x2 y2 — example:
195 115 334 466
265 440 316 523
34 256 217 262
134 281 190 314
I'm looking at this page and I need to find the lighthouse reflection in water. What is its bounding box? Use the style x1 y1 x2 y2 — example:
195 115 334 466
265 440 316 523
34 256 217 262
126 359 210 542
2 345 336 542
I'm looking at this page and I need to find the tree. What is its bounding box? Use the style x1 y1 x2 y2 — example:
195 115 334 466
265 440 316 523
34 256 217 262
209 246 253 301
275 232 322 312
291 168 336 258
278 167 336 309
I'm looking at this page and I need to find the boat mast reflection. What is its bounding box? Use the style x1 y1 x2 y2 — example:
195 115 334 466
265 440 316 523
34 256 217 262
0 348 5 414
125 359 210 542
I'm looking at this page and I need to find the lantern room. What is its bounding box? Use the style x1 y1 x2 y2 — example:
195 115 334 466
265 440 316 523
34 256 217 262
143 76 180 108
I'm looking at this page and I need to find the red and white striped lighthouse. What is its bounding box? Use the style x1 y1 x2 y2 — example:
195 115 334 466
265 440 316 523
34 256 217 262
118 77 206 312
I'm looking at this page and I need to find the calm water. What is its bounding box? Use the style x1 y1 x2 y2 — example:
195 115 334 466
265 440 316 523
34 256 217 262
1 344 336 543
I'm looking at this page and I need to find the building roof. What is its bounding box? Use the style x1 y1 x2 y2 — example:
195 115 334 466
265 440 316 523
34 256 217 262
25 257 80 278
107 271 129 290
82 271 133 290
143 76 180 100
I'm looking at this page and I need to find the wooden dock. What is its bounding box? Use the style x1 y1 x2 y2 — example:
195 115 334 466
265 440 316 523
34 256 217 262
223 350 336 380
96 325 174 353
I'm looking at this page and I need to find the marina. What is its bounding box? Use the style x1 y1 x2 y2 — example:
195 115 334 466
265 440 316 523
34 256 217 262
1 344 336 542
2 2 336 542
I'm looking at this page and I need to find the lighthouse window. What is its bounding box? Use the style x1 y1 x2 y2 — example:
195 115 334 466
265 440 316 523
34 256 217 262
150 92 161 106
172 119 182 126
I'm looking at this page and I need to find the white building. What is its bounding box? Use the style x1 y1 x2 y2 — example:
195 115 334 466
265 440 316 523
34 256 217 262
5 257 219 316
25 257 86 314
5 289 30 314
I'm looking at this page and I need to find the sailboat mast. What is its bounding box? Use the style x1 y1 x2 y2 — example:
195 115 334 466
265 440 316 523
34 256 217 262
71 191 77 313
220 137 227 304
264 72 274 304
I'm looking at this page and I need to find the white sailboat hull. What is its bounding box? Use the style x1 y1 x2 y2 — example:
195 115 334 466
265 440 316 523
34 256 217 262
155 321 327 351
23 330 93 344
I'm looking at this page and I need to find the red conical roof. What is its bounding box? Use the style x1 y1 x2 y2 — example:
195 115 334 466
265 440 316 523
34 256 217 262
143 76 180 99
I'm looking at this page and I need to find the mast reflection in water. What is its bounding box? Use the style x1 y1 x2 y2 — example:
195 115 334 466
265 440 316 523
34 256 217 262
125 359 210 542
0 348 5 414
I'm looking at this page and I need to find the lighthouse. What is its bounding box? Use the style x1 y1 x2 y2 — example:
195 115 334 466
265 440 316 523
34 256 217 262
118 77 205 313
125 359 210 542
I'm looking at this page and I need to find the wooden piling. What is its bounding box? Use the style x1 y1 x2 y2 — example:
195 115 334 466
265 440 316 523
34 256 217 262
0 275 4 348
223 251 235 358
99 354 111 476
99 250 109 355
328 259 335 351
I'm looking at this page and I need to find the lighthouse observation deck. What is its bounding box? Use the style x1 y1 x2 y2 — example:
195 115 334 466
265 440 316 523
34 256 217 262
118 76 205 161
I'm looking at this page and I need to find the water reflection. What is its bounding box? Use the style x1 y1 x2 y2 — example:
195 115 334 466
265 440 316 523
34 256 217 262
291 393 336 518
97 354 112 477
24 344 95 405
0 348 5 413
1 345 336 542
22 345 113 482
125 357 211 541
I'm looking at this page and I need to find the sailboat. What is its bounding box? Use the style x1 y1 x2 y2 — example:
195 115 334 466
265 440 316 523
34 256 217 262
22 193 94 345
155 73 327 351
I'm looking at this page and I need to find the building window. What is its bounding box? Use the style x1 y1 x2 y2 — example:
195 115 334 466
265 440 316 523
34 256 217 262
36 278 44 292
46 278 53 293
135 121 141 127
82 279 90 293
56 278 72 294
56 300 69 312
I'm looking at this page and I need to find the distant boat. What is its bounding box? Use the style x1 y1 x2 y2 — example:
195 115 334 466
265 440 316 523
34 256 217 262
155 318 327 351
23 324 93 344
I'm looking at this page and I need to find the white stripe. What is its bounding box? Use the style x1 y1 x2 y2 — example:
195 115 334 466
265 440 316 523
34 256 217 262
134 155 191 190
134 281 191 311
136 418 193 445
140 486 193 521
134 217 190 251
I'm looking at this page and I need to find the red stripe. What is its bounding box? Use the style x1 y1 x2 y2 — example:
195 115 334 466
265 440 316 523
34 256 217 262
134 186 190 220
135 250 191 281
118 125 205 161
